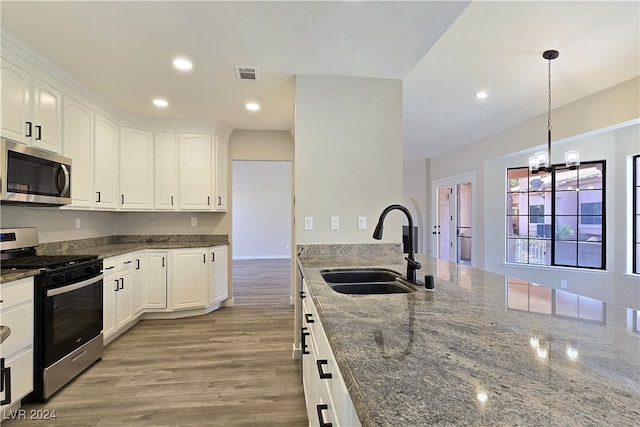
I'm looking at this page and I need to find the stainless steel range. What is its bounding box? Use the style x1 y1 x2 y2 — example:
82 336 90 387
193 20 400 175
1 228 103 402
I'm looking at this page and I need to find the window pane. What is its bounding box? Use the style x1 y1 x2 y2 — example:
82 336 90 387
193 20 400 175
636 243 640 272
507 168 529 191
532 219 552 238
507 216 528 237
579 164 603 189
529 204 545 223
555 241 577 266
578 242 602 268
508 192 528 216
528 239 550 265
555 190 578 215
578 222 602 242
556 217 577 240
507 238 527 263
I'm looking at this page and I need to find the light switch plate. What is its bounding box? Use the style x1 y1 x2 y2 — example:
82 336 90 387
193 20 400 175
358 217 366 230
304 217 313 230
331 216 339 230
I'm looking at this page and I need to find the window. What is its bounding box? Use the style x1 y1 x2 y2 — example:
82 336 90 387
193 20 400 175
634 155 640 274
506 161 605 269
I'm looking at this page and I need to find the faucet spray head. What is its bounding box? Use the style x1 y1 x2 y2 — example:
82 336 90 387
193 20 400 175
372 222 384 240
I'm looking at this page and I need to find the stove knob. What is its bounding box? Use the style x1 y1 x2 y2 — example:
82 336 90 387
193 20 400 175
53 274 64 283
85 266 95 274
65 272 73 282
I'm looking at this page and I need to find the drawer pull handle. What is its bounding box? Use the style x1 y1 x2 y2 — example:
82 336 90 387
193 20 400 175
299 291 306 300
301 327 310 355
305 313 314 324
316 404 332 427
317 360 332 379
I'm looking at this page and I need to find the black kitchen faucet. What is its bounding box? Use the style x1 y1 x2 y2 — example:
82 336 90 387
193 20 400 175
372 204 422 284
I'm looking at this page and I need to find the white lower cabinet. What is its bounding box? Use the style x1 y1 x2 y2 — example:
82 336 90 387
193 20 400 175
103 254 137 342
102 246 228 343
171 248 208 310
208 245 228 305
0 278 34 412
144 251 168 309
302 280 361 427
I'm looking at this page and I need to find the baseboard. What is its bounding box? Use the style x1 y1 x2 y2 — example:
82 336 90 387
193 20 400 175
292 343 302 360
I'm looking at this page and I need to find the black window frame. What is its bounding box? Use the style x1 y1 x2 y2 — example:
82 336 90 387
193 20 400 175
506 160 606 270
634 155 640 274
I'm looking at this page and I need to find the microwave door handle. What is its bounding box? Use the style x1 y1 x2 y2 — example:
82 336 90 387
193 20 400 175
58 164 70 197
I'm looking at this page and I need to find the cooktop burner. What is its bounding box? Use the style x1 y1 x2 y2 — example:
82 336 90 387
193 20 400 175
2 254 98 270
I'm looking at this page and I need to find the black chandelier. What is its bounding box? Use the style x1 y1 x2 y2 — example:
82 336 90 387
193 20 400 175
528 50 580 174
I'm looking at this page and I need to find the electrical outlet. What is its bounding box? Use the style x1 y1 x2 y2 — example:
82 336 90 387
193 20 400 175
304 217 313 230
75 218 81 229
560 279 568 288
331 216 339 230
358 217 367 230
191 217 197 227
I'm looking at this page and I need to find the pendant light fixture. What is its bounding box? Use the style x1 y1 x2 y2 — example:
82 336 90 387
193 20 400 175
528 50 580 174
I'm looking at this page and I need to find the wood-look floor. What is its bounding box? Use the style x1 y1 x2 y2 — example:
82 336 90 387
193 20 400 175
3 259 307 427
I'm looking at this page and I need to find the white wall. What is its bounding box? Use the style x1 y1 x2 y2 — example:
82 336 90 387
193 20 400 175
295 75 403 245
403 158 430 254
416 77 640 308
233 161 291 259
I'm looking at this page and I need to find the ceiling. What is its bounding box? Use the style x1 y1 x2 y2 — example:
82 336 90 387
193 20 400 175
1 1 638 163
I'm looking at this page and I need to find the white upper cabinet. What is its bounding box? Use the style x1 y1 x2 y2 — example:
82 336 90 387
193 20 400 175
31 77 63 153
94 115 119 209
1 60 31 144
179 133 212 210
120 127 154 210
62 97 94 208
213 135 229 212
1 59 63 153
154 133 179 210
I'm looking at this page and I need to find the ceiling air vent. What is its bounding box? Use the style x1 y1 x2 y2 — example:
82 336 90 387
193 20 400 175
235 66 258 82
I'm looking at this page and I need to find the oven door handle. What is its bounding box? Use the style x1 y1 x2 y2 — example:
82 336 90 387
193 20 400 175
46 274 103 297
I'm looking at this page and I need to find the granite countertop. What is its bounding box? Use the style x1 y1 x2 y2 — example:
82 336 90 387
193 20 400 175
0 234 229 283
0 326 10 344
298 254 640 426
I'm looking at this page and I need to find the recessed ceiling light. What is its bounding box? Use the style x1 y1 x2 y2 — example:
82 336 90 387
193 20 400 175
153 99 169 108
246 102 260 111
173 58 193 70
475 91 488 100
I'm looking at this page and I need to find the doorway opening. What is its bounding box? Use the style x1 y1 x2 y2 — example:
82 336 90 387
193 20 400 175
232 160 292 260
432 173 475 266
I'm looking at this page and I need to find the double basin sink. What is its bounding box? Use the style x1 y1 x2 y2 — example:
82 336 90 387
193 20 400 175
320 268 415 295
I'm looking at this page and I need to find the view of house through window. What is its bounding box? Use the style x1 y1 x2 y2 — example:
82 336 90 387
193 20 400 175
506 161 605 269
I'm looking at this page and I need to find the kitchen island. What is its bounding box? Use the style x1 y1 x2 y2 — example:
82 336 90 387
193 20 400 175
298 253 639 426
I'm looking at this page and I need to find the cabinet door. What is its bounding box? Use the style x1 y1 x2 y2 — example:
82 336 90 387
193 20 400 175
62 97 94 208
116 267 134 328
172 249 207 310
179 134 212 210
120 127 154 210
1 60 30 144
213 135 229 211
102 263 118 340
132 255 145 316
209 245 228 305
145 252 167 309
154 133 178 210
31 77 63 153
94 114 119 209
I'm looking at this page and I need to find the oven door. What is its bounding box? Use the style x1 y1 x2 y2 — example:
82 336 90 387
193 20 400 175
43 274 103 367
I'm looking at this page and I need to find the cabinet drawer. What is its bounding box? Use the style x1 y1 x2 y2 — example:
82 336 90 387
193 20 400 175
0 348 34 409
0 278 33 308
0 303 34 358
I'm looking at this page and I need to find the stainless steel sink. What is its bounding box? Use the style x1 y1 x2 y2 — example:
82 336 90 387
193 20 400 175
320 269 415 294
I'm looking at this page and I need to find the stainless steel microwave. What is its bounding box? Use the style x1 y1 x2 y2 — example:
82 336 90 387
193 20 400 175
1 138 72 206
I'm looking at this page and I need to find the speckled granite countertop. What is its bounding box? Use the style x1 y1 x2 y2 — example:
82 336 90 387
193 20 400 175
298 254 640 426
0 326 10 344
0 234 228 283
